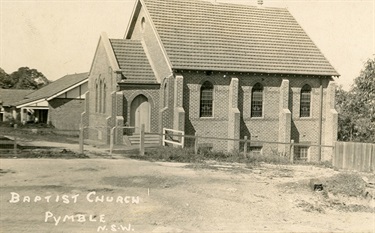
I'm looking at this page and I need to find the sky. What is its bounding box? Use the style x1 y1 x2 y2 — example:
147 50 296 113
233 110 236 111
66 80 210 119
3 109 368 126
0 0 374 90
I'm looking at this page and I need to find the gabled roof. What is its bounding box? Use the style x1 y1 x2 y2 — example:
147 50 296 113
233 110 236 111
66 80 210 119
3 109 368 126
110 39 157 83
15 72 88 107
0 89 34 107
142 0 339 76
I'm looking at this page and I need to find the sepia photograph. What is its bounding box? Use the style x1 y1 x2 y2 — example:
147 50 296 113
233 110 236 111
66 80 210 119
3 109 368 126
0 0 374 232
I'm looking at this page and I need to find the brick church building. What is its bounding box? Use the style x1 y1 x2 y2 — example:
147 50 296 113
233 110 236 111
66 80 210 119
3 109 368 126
83 0 339 161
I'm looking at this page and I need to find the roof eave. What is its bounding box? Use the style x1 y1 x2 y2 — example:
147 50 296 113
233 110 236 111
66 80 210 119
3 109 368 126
46 78 88 101
172 67 339 77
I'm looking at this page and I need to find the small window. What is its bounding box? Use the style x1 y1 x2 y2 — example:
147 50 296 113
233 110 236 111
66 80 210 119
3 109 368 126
251 83 263 117
300 84 311 117
250 146 263 156
296 146 309 160
200 81 213 117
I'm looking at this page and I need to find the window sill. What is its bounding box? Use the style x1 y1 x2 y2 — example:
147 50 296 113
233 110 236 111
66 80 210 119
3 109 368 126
297 117 314 120
250 117 264 120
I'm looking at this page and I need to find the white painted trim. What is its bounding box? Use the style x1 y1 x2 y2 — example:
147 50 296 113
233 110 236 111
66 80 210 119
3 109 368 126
46 79 88 101
16 98 46 108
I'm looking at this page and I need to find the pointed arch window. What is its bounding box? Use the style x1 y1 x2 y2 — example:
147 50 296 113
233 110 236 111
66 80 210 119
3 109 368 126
251 83 263 117
103 83 107 113
99 80 103 113
95 83 98 112
300 84 312 117
200 81 213 117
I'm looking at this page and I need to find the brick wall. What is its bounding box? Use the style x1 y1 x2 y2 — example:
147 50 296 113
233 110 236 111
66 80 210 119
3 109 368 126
120 85 160 133
127 4 172 81
49 98 85 130
179 70 336 160
87 37 118 143
160 76 175 132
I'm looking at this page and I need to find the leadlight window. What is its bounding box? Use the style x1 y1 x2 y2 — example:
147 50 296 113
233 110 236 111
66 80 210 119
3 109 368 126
251 83 263 117
300 84 311 117
200 81 213 117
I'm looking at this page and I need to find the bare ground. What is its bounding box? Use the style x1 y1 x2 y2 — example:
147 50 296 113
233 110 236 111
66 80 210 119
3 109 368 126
1 156 374 233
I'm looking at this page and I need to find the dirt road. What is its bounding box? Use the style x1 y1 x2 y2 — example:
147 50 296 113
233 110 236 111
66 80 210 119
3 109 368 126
0 158 374 233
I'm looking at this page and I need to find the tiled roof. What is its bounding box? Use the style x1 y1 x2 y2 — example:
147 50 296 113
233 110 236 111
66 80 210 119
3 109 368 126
0 89 34 107
15 72 88 106
110 39 157 83
143 0 339 76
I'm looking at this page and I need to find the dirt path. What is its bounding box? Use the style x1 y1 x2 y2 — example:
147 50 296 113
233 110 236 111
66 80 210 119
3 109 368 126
1 158 374 233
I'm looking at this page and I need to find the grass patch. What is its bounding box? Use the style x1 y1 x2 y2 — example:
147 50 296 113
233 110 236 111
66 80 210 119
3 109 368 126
131 146 291 165
323 173 366 197
0 149 89 159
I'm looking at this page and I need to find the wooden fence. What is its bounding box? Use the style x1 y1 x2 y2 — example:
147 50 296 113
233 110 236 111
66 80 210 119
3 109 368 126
333 141 375 172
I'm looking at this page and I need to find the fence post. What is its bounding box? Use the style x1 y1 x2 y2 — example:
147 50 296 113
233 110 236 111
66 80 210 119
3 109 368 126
243 136 248 158
181 132 185 148
109 126 116 156
140 124 145 156
13 135 17 155
290 139 294 163
79 124 84 154
194 132 199 154
162 128 166 146
12 124 17 155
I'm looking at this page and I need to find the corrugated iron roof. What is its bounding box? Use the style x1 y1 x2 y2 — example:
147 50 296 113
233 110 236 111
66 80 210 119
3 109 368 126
15 72 88 106
0 89 34 107
143 0 339 76
110 39 157 83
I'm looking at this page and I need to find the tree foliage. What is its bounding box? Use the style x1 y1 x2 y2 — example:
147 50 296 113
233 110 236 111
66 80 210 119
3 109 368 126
0 67 49 89
336 56 375 143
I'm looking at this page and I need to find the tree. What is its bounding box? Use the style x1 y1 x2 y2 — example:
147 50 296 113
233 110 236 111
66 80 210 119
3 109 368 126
336 56 375 143
0 67 49 89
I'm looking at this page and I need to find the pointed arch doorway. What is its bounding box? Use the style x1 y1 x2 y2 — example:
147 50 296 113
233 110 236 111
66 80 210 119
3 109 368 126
130 95 151 133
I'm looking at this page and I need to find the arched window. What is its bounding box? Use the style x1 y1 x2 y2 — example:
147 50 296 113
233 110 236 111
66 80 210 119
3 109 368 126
251 83 263 117
103 83 107 113
95 83 98 112
99 80 103 113
300 84 311 117
200 81 213 117
163 82 168 108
